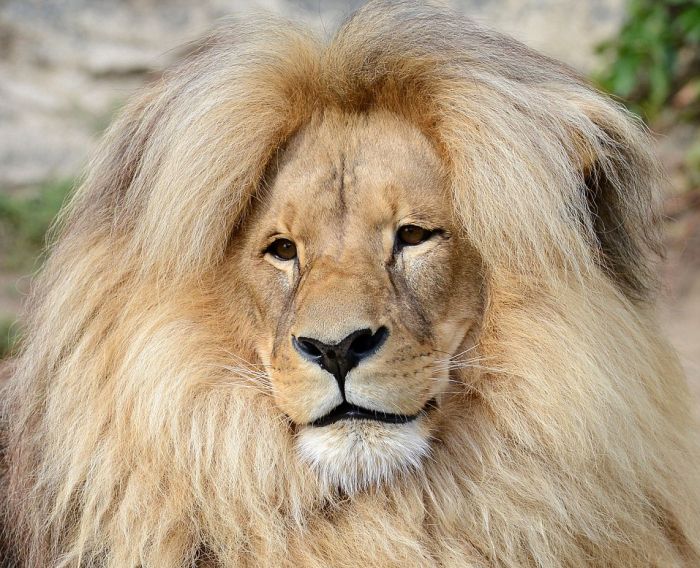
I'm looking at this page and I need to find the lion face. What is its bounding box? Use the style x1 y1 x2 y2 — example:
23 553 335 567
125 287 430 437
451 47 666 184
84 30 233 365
230 110 484 492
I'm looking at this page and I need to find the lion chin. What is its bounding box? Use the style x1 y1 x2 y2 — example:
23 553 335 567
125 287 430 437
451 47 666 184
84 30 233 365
297 419 432 495
2 1 700 567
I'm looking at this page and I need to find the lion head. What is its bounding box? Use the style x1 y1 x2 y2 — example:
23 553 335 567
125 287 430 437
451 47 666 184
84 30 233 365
228 109 483 491
2 2 700 566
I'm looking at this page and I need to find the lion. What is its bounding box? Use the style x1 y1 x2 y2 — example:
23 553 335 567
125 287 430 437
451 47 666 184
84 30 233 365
2 1 699 566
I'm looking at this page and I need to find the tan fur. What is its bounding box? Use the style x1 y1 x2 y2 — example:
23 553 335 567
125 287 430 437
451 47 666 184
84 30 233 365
2 2 700 566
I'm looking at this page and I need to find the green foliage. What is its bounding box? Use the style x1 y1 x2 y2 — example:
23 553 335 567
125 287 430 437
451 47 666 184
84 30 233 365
0 316 21 359
0 179 72 358
687 137 700 187
597 0 700 119
0 179 74 271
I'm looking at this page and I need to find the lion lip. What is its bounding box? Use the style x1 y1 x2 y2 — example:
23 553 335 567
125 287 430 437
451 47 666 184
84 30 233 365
310 399 436 428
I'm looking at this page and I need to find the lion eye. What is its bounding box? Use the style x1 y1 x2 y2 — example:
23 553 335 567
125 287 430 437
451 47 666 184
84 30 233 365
397 225 432 247
266 238 297 261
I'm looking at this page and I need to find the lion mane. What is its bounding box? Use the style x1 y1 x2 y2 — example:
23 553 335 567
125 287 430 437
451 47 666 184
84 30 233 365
2 2 699 566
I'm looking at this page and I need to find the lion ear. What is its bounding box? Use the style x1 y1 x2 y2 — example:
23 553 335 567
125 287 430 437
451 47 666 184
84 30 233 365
573 105 662 301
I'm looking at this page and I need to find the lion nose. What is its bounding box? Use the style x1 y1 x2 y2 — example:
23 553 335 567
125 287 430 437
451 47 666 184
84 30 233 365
292 327 389 391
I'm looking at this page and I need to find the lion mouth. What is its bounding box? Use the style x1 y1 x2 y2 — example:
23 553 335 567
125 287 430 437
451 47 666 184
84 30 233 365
310 399 436 427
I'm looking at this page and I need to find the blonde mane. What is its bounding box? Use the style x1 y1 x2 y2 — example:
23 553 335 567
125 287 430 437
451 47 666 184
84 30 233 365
2 2 699 566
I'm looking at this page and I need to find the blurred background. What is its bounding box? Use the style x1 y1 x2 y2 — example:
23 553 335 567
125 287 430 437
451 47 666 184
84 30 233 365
1 0 699 399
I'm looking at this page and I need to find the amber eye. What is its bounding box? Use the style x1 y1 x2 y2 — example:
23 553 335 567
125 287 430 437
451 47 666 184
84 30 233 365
266 238 297 261
397 225 432 247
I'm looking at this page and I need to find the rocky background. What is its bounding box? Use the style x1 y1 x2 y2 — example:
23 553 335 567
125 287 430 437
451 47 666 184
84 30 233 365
1 0 698 399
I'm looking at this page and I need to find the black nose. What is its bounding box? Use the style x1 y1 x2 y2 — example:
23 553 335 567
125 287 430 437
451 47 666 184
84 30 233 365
293 327 389 391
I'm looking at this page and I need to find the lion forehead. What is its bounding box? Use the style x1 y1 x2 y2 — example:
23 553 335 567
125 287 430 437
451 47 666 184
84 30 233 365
258 110 450 243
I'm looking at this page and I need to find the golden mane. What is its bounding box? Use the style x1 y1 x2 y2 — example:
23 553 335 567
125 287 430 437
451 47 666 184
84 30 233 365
2 1 699 566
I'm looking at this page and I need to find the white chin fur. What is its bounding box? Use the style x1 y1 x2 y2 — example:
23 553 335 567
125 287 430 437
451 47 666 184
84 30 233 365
296 419 431 494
